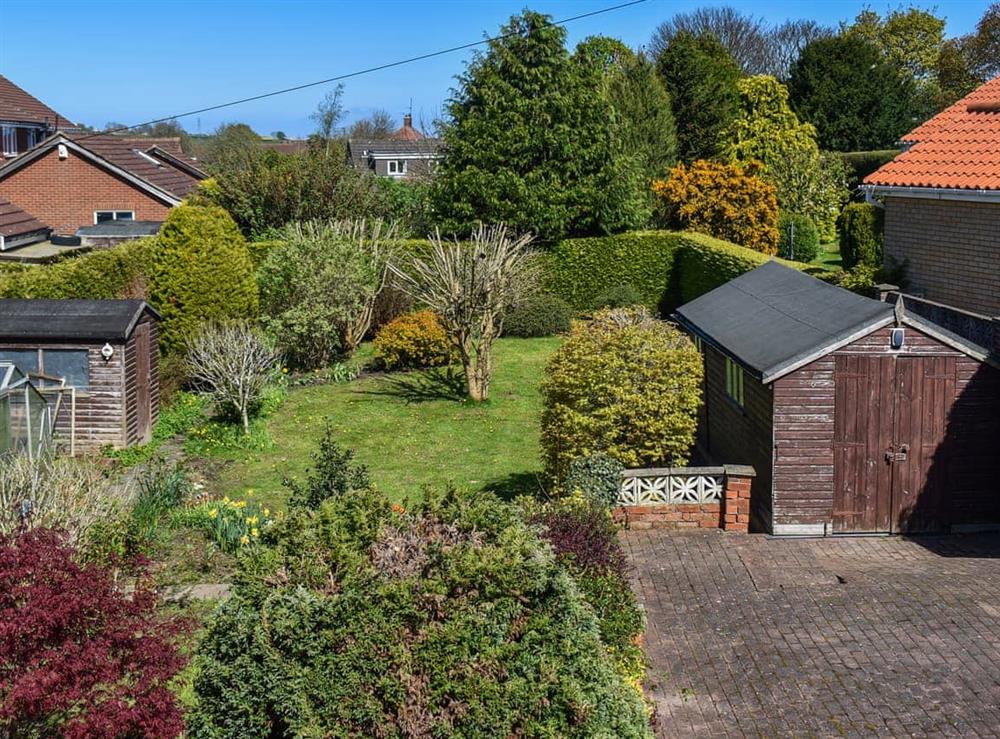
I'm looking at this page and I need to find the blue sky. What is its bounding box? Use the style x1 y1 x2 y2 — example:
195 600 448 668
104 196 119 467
0 0 989 138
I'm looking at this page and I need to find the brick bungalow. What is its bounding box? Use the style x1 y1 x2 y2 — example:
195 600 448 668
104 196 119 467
347 114 442 179
0 132 206 239
864 76 1000 316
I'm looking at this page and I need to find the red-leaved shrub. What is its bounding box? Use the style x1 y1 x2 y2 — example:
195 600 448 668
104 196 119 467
533 502 628 578
0 529 186 738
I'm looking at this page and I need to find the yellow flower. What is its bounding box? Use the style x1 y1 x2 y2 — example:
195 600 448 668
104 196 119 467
263 508 270 517
240 535 250 546
246 488 255 496
251 528 259 537
245 515 258 525
282 367 288 374
222 496 231 504
208 508 218 519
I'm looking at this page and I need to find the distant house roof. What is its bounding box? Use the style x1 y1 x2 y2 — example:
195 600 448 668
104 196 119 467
864 76 1000 192
390 114 425 141
0 198 49 241
0 300 159 342
76 220 162 238
346 138 442 168
0 75 74 128
0 134 206 203
675 262 992 381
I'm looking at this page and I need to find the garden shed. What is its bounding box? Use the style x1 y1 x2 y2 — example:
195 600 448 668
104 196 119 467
675 262 1000 535
0 300 160 454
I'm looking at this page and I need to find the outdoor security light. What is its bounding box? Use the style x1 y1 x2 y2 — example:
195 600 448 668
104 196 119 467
101 343 114 360
890 328 905 350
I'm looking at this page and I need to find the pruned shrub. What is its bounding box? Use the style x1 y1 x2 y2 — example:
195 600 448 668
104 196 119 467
541 306 703 480
563 453 625 508
188 489 651 737
0 529 186 738
594 283 644 310
653 159 780 255
837 202 884 269
149 204 258 355
373 310 455 370
503 292 573 337
777 212 820 262
286 423 370 510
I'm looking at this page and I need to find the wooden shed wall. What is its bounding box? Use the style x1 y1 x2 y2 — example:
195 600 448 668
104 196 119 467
123 316 159 446
700 343 774 529
771 324 1000 532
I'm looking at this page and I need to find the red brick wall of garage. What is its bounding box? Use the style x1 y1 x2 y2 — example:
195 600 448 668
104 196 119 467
0 148 173 236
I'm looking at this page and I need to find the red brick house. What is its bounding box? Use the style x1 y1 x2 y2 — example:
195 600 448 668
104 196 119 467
864 76 1000 316
0 75 76 158
0 133 206 239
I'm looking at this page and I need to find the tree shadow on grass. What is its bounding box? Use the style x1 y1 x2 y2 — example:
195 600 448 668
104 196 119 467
481 471 548 502
359 367 467 404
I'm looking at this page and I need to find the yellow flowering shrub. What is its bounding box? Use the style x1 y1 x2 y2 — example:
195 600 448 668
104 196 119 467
372 310 456 371
174 496 274 553
652 159 780 255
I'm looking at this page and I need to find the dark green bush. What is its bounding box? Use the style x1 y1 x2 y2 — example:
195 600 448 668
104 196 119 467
503 293 573 337
563 453 625 508
149 204 258 354
544 231 680 311
189 489 651 737
593 284 644 310
777 213 820 262
286 424 370 510
837 202 884 269
0 237 157 299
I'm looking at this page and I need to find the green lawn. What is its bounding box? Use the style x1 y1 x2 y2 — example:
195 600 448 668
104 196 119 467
810 241 843 272
207 337 561 508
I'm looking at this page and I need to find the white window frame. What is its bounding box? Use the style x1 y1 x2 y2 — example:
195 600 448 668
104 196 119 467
386 159 408 176
1 126 16 157
725 357 745 408
94 210 135 224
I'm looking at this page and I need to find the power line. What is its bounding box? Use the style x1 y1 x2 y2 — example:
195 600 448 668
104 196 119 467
79 0 648 141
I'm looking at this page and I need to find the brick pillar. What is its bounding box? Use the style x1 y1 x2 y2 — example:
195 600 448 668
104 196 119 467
722 465 755 533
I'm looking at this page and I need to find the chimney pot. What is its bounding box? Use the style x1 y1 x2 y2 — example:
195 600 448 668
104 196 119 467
403 113 413 127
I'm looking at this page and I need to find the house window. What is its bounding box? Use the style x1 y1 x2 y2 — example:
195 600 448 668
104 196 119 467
725 357 744 407
387 159 407 176
0 348 89 389
1 126 16 157
95 211 135 224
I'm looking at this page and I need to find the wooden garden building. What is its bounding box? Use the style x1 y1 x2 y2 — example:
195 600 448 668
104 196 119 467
0 300 160 454
675 262 1000 535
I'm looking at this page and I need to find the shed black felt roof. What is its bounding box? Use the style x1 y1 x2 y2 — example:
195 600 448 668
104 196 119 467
0 300 158 342
674 261 894 383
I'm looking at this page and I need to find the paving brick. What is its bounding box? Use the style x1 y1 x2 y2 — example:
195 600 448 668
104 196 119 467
622 529 1000 738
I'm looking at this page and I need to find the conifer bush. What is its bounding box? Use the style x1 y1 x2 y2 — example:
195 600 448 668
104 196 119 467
541 307 702 480
188 489 652 737
837 202 884 269
149 204 258 355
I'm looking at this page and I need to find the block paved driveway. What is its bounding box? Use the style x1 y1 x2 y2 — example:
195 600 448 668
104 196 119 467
622 529 1000 738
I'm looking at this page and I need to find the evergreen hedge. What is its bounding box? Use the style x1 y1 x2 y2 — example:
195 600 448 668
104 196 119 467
0 238 158 299
544 231 681 311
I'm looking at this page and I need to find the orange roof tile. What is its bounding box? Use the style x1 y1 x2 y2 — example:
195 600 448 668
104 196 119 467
864 76 1000 191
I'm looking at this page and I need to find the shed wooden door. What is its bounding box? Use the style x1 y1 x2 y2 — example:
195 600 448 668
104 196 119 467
134 322 153 443
833 355 955 533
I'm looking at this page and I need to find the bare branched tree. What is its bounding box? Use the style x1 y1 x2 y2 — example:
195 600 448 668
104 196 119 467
651 6 775 75
311 84 345 156
390 224 538 401
769 19 835 79
187 322 283 434
348 109 395 139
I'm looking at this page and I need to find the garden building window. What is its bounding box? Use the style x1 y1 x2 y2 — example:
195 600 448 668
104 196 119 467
725 357 744 407
387 160 407 175
0 348 89 390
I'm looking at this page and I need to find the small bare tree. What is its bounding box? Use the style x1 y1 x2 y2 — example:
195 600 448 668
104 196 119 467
391 224 538 401
187 322 282 434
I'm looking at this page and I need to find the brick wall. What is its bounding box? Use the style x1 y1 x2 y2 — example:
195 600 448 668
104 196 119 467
615 466 754 532
0 148 173 235
884 196 1000 315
